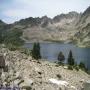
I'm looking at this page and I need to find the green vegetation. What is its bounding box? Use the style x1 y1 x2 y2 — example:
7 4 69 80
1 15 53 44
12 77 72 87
4 29 24 46
67 50 75 66
31 42 41 60
79 62 86 69
22 86 32 90
0 28 24 50
73 64 79 71
56 50 89 73
79 62 88 72
0 25 7 43
0 30 4 43
20 47 31 56
67 51 87 72
58 51 65 64
68 65 73 70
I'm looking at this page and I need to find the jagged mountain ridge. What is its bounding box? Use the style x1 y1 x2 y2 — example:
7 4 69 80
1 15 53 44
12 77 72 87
0 6 90 46
12 11 80 42
73 6 90 47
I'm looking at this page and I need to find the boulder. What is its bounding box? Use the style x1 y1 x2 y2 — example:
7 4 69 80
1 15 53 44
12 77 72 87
49 78 69 86
63 66 68 69
15 72 22 78
83 80 90 90
1 72 6 81
14 79 24 86
20 77 33 87
34 67 42 74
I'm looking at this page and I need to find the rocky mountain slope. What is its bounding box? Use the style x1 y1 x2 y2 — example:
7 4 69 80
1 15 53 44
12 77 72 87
73 6 90 47
0 12 79 42
0 6 90 46
13 12 80 42
0 45 90 90
0 20 6 26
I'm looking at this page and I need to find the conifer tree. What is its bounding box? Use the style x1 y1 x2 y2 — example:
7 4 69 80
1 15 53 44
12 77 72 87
32 42 41 60
68 50 75 66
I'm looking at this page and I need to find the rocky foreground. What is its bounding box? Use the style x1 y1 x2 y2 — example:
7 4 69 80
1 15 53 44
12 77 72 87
0 46 90 90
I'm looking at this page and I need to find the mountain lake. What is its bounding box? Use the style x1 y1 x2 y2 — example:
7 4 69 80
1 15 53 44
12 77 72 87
25 43 90 70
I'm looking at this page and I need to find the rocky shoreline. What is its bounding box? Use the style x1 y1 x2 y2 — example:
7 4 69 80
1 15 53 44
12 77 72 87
0 45 90 90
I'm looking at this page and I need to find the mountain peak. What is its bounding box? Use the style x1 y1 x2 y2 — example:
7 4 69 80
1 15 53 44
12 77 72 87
68 11 79 15
83 6 90 15
53 12 79 23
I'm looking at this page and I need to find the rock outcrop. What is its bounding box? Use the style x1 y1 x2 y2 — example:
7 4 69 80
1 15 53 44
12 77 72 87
73 6 90 47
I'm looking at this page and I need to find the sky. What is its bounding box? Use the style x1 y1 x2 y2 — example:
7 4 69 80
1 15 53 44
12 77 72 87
0 0 90 24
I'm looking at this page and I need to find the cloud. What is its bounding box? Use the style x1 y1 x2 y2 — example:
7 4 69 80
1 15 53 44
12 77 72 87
2 9 31 18
0 0 90 23
1 8 34 23
15 0 32 5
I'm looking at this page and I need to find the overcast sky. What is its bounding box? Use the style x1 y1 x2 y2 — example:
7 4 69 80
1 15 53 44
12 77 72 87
0 0 90 24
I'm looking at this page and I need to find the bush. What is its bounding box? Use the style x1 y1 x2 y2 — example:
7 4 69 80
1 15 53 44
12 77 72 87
86 70 90 75
68 65 73 70
57 62 64 66
20 48 31 56
79 62 88 72
22 86 32 90
74 66 79 71
79 62 86 69
6 44 18 51
58 51 65 64
73 63 79 71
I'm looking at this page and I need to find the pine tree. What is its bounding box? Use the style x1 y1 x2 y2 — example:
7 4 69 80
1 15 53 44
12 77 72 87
32 42 41 60
68 50 75 66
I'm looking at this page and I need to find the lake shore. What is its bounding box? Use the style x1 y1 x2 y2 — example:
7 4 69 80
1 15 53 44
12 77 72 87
25 42 90 70
25 40 90 48
0 45 90 90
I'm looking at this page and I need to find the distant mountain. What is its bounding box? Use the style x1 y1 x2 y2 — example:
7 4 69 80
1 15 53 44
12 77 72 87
0 6 90 47
73 6 90 47
53 12 79 23
12 11 80 42
82 6 90 16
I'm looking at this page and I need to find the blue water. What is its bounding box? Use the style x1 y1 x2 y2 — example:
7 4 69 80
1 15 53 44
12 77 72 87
25 43 90 69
